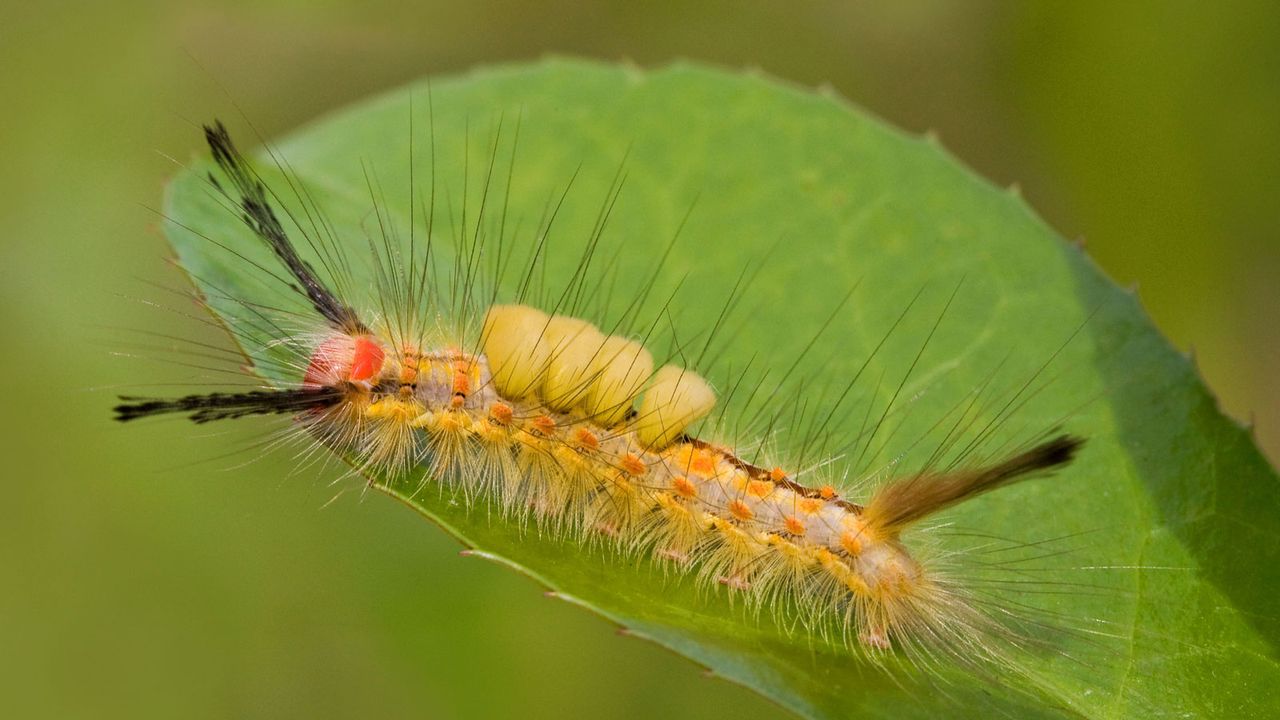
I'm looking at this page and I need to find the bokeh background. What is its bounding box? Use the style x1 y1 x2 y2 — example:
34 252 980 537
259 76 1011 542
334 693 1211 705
3 2 1277 718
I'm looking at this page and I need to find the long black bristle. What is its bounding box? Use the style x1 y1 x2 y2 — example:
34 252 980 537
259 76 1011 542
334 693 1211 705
114 388 344 424
203 121 367 334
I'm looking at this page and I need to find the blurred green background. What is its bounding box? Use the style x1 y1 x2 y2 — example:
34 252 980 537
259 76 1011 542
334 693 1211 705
3 2 1277 718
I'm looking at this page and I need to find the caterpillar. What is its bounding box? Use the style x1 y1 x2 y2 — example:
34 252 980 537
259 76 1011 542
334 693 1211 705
117 118 1085 677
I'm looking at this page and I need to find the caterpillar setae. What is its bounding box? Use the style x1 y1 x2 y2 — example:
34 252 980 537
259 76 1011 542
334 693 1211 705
116 115 1087 683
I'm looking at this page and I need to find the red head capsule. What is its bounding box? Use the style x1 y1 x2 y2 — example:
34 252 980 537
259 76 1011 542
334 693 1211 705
303 334 386 389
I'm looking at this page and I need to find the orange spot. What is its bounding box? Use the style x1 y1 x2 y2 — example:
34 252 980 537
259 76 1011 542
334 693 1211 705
620 453 647 477
449 395 465 409
798 498 824 515
746 480 774 499
690 450 716 477
728 499 754 522
398 348 420 384
819 485 837 500
573 427 600 450
839 530 864 556
451 370 471 396
670 444 694 468
671 444 717 477
672 476 698 499
456 357 477 384
769 466 787 482
349 336 385 382
531 415 556 436
489 403 513 425
783 516 807 536
304 335 385 388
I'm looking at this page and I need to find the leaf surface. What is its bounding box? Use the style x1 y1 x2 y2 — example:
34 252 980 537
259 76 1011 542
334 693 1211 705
164 59 1280 719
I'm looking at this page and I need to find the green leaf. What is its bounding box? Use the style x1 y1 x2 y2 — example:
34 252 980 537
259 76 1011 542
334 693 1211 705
163 59 1279 718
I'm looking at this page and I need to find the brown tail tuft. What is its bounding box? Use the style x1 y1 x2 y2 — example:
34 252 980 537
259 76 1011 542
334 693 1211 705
862 434 1085 534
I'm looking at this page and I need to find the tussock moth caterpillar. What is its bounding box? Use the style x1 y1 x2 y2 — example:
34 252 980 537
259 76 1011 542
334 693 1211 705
115 90 1109 713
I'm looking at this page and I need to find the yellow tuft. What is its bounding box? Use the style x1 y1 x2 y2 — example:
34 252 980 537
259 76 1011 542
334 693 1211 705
797 497 824 515
475 417 511 445
411 410 471 433
365 398 422 423
817 548 870 596
480 304 551 399
540 315 605 411
436 411 471 433
582 335 653 426
552 443 591 473
635 365 717 448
